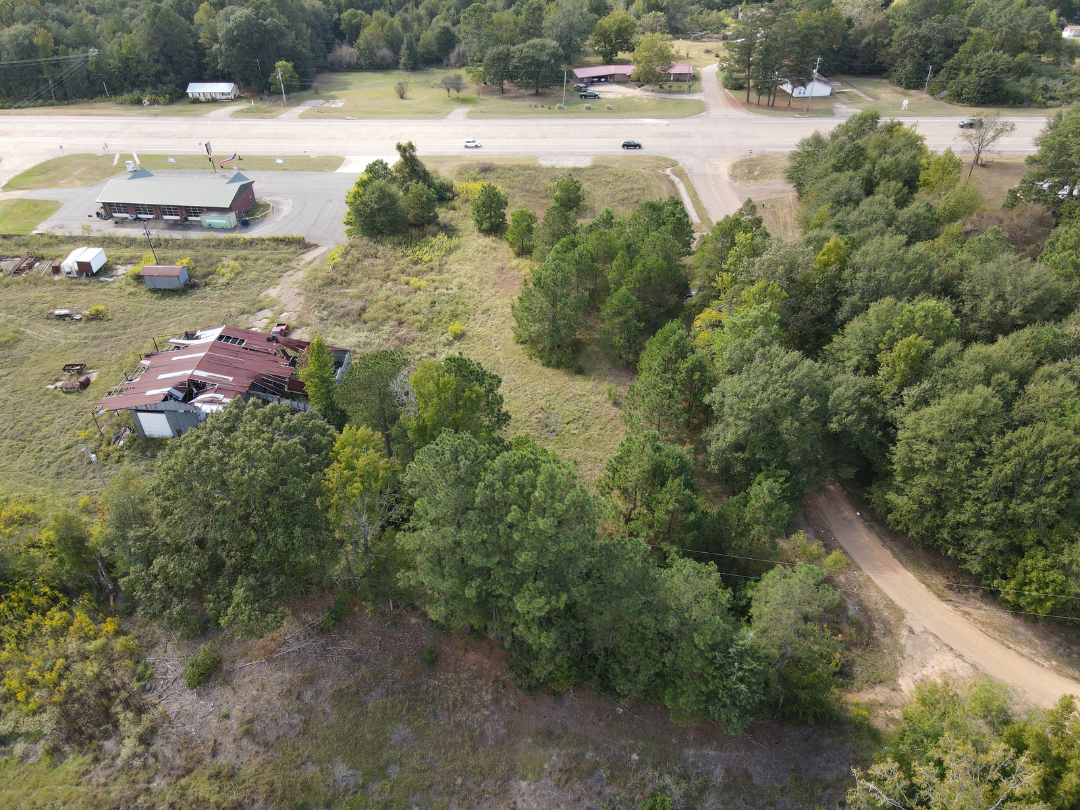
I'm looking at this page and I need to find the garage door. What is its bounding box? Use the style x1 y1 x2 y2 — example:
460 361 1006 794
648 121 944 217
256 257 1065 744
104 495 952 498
135 411 173 439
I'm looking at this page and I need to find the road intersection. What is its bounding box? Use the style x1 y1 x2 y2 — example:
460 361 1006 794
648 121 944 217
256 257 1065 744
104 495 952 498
0 68 1048 227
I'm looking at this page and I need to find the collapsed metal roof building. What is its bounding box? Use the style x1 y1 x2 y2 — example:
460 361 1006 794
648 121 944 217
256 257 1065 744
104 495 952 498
95 325 350 439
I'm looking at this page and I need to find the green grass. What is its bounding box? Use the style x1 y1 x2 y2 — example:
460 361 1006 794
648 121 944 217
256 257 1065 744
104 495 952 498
760 194 802 242
670 166 713 230
4 154 345 191
308 158 679 480
0 98 244 117
0 235 311 500
0 199 61 234
829 75 1069 117
970 154 1028 208
259 69 705 121
671 39 724 70
729 154 789 184
728 89 838 117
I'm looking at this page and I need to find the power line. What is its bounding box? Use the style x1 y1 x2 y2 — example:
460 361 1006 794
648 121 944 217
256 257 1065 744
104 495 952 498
0 53 90 70
667 545 1080 604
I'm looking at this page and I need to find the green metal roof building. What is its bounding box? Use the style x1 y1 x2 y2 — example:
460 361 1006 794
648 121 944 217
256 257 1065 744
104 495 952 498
96 169 256 224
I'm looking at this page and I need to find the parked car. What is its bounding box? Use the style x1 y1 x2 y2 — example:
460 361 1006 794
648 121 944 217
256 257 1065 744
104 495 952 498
621 140 643 149
579 90 600 99
959 118 982 129
464 139 481 148
271 322 289 338
573 84 587 92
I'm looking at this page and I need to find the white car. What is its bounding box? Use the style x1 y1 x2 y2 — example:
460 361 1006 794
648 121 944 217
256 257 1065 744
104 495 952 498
464 139 481 148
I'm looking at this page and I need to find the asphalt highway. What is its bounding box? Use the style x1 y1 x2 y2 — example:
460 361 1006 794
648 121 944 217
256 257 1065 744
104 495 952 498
0 68 1048 226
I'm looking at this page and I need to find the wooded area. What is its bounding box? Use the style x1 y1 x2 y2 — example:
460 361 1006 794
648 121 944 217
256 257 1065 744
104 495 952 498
2 0 1076 106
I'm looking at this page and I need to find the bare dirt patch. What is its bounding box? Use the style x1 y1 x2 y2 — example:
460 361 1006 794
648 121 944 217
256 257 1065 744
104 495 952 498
122 595 864 809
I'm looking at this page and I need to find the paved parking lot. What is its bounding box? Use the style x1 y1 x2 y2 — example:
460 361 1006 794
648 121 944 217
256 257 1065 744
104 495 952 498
21 169 360 245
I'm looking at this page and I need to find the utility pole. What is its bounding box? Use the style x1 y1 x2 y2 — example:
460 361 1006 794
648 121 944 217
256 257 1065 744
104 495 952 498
102 81 109 98
143 225 159 263
82 443 106 488
278 68 287 107
562 68 567 109
923 65 933 95
805 56 820 113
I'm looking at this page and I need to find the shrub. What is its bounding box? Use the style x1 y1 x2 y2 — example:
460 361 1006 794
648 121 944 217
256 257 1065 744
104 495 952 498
454 180 486 201
87 305 107 320
326 245 344 268
422 645 438 667
638 796 672 810
404 233 459 265
183 644 222 689
318 591 351 633
448 321 465 340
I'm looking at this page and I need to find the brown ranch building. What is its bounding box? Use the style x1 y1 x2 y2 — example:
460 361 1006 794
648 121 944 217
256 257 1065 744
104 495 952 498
96 169 256 228
571 63 694 84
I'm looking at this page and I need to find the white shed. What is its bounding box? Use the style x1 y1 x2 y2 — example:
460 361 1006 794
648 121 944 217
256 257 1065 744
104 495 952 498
185 82 240 101
60 247 107 278
780 78 835 98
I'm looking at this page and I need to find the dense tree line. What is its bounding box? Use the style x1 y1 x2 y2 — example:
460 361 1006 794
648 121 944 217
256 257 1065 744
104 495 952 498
0 0 336 104
684 108 1080 620
0 0 697 105
721 0 1080 108
851 680 1080 810
507 107 1080 623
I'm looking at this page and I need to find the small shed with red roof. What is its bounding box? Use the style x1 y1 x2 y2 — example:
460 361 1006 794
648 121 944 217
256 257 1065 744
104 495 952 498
140 265 189 290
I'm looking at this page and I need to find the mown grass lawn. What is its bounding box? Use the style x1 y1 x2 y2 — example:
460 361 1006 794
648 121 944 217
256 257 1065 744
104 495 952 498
259 68 705 120
0 199 61 234
4 154 345 191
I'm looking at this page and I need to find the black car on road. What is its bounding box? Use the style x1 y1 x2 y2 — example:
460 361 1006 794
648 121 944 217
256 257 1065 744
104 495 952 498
959 118 982 128
621 140 643 149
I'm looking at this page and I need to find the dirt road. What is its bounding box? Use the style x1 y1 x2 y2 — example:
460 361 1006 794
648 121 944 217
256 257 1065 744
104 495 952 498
809 484 1080 708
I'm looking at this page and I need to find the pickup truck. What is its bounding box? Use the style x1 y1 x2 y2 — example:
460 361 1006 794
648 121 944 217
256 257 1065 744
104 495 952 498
271 322 290 338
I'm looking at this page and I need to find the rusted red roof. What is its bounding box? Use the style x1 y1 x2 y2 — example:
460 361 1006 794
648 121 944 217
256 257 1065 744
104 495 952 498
140 265 185 277
96 326 309 412
572 65 635 79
